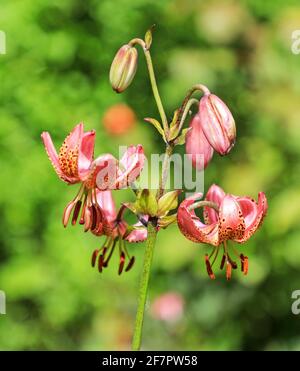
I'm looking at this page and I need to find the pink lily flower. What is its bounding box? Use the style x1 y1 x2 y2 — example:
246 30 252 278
186 114 214 170
41 123 145 232
91 190 148 275
177 184 268 280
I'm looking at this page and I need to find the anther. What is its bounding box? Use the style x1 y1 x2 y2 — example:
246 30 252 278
205 254 215 280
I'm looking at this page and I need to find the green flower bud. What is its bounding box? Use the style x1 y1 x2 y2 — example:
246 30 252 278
157 190 181 217
109 44 138 93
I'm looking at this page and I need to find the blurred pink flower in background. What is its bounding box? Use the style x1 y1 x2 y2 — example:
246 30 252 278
150 292 185 323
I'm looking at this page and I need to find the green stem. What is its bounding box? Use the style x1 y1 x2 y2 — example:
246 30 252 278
177 98 199 135
176 84 210 128
144 49 169 135
158 144 174 198
132 222 157 351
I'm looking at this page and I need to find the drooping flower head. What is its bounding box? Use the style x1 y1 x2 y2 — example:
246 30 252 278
91 190 148 275
185 114 214 170
177 184 268 280
41 123 145 233
186 88 236 170
199 92 236 156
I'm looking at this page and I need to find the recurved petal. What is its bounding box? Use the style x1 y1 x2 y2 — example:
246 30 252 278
204 184 226 224
96 190 117 223
78 130 95 180
218 195 245 243
62 122 83 150
92 154 119 190
115 144 145 189
177 194 219 246
41 131 76 183
235 192 268 243
185 115 214 170
58 123 84 180
125 226 148 243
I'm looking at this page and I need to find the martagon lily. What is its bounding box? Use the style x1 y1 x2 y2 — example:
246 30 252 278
91 190 148 275
177 184 268 280
41 123 145 233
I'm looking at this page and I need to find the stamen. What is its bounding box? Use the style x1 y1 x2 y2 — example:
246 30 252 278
72 200 82 225
62 200 76 227
240 254 248 275
90 205 98 231
210 246 220 267
118 251 126 275
79 194 88 225
226 262 232 280
227 255 237 270
125 256 135 272
84 207 92 232
205 254 215 280
220 254 226 270
98 254 104 273
91 249 99 267
103 239 116 267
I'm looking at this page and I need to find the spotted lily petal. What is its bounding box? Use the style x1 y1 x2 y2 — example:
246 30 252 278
235 192 268 243
92 154 118 190
218 195 245 243
41 131 77 183
204 184 226 224
115 145 145 189
58 123 83 180
78 130 96 179
125 224 148 243
177 193 219 246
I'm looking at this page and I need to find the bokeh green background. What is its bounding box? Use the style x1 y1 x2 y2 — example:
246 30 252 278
1 0 300 350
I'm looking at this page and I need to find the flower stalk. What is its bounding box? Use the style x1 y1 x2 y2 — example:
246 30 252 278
132 221 157 350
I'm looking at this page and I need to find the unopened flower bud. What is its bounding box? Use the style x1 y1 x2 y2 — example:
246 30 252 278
186 114 214 170
157 190 181 217
199 93 236 156
109 45 138 93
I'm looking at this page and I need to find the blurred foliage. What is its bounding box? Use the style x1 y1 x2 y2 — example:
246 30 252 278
1 0 300 350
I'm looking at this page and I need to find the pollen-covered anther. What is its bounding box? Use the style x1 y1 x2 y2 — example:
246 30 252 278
72 200 82 225
205 254 215 280
125 256 135 272
98 254 105 273
118 251 126 275
62 200 76 228
220 254 226 270
240 254 249 275
91 249 99 267
226 261 232 281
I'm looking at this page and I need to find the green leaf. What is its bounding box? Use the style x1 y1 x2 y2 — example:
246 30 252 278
136 189 158 217
144 117 166 141
145 24 155 50
158 214 177 229
157 190 181 216
173 128 191 145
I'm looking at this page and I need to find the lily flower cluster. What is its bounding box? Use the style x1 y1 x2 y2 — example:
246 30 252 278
42 123 146 274
42 28 268 285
